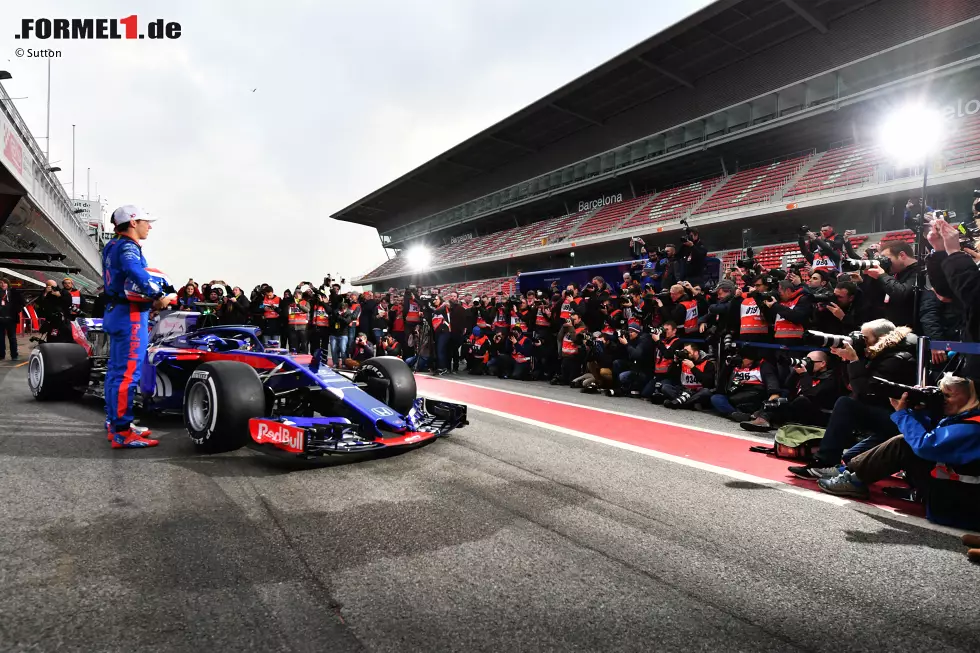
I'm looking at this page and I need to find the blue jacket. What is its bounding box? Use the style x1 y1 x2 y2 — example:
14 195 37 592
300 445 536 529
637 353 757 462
891 407 980 465
101 235 162 306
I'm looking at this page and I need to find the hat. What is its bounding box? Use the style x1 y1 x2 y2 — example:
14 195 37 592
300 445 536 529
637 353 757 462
716 280 736 293
628 319 642 333
472 326 481 337
110 205 156 227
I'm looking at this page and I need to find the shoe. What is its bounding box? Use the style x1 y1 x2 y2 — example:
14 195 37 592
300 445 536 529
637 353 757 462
817 470 869 498
110 428 159 449
581 385 598 394
968 549 980 563
663 400 680 409
740 417 773 433
962 533 980 548
881 486 920 502
603 389 617 397
570 380 583 389
728 411 752 423
788 464 842 480
549 378 561 386
107 421 153 441
648 393 666 405
630 390 640 398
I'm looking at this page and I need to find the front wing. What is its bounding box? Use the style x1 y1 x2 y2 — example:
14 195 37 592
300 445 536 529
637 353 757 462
247 398 468 458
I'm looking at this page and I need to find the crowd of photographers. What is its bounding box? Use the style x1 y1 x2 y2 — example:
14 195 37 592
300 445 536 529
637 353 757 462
386 201 980 532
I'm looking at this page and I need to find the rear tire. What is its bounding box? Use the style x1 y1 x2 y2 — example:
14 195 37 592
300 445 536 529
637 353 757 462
27 343 90 400
355 356 417 415
183 361 265 453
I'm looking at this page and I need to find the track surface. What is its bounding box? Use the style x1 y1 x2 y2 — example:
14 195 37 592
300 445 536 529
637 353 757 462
2 362 980 652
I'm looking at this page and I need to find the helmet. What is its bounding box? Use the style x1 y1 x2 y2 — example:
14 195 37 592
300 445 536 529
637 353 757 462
124 267 173 303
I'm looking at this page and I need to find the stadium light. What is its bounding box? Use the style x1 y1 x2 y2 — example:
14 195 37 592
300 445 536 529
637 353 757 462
877 101 948 359
405 245 432 271
878 103 947 167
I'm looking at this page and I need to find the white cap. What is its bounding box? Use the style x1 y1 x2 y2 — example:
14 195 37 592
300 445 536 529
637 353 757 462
110 205 157 227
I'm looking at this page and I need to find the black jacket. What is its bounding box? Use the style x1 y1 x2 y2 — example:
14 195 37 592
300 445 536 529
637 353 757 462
930 251 980 380
846 326 917 409
871 262 919 329
625 332 654 371
786 369 840 411
0 287 24 322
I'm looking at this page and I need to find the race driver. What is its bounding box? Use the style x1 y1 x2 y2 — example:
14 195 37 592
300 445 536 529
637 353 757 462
101 205 174 448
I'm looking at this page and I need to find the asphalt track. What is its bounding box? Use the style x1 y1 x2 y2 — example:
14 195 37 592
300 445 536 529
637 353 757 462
2 360 980 652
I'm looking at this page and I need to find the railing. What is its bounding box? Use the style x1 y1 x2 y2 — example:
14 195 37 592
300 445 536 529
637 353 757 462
0 82 101 273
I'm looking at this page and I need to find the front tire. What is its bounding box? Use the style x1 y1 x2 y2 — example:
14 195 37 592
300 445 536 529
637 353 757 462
27 343 90 400
183 361 265 453
355 356 418 415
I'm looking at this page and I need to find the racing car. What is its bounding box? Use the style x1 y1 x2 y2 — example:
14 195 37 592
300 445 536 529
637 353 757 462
25 311 468 458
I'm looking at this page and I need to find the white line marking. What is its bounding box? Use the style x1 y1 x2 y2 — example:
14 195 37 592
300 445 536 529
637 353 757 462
419 375 771 443
422 387 970 538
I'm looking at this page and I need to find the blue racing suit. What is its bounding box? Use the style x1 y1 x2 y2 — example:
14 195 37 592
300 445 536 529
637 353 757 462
101 235 164 431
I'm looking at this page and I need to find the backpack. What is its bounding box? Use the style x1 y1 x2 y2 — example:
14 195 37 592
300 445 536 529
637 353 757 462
748 423 825 460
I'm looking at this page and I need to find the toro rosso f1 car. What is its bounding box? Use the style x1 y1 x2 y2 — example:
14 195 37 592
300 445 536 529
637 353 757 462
26 311 468 458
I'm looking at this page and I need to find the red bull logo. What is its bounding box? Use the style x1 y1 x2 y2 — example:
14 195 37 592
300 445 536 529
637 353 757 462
249 419 304 453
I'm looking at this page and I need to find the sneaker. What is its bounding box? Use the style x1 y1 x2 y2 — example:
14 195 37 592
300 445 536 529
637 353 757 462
106 421 153 441
110 429 159 449
728 411 752 423
817 470 869 498
962 533 980 549
788 464 842 480
648 393 666 405
740 417 773 433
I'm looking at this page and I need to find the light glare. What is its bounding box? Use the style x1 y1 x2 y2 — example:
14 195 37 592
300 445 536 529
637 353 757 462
406 245 432 271
878 104 947 166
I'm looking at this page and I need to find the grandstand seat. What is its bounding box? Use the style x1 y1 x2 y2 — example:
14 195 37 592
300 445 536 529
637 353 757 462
784 144 886 198
694 155 809 215
619 178 723 231
944 115 980 168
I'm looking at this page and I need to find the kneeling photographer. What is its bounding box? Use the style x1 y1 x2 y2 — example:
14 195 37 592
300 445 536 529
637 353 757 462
612 320 653 397
464 326 490 375
574 331 625 394
708 347 781 423
740 351 839 432
789 319 917 480
661 342 716 410
644 322 682 401
817 376 980 530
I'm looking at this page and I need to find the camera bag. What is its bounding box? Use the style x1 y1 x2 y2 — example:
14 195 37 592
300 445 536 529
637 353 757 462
748 423 825 460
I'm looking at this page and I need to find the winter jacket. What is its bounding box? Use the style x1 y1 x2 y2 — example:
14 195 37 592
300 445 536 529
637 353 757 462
846 326 917 409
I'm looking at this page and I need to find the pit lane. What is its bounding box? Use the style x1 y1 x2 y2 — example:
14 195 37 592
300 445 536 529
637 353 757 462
2 365 979 652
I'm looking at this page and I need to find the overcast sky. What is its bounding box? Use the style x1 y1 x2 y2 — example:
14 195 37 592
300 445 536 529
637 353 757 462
3 0 712 292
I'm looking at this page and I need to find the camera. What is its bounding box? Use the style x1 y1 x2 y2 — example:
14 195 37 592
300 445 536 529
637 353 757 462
810 290 835 306
735 246 756 269
762 397 790 411
673 349 691 363
871 377 944 412
680 218 694 241
840 257 890 273
724 353 742 367
798 225 811 237
786 357 814 373
804 329 867 355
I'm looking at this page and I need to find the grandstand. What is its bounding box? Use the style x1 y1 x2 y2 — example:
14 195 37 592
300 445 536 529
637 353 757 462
336 0 980 291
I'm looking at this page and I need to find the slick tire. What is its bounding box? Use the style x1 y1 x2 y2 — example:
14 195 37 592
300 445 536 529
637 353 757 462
355 356 418 415
183 361 265 454
27 343 90 400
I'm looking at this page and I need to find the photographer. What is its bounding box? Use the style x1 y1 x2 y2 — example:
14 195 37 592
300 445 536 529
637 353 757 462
763 280 813 348
286 286 312 354
656 283 701 337
809 281 860 335
344 332 376 369
403 287 423 335
309 291 333 357
0 277 24 360
798 223 846 275
430 294 452 375
816 376 980 530
740 351 839 432
252 284 282 347
708 348 781 422
659 244 686 289
662 342 716 410
496 326 532 380
697 280 736 337
644 322 682 401
926 217 980 381
328 300 355 367
449 292 468 373
726 273 775 343
679 225 708 286
553 313 587 385
219 286 251 325
789 319 917 480
378 333 402 358
465 326 490 375
615 320 654 397
861 239 918 328
577 331 624 394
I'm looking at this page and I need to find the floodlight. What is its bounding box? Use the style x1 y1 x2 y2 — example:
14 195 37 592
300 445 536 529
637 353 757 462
878 103 947 166
405 245 432 271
